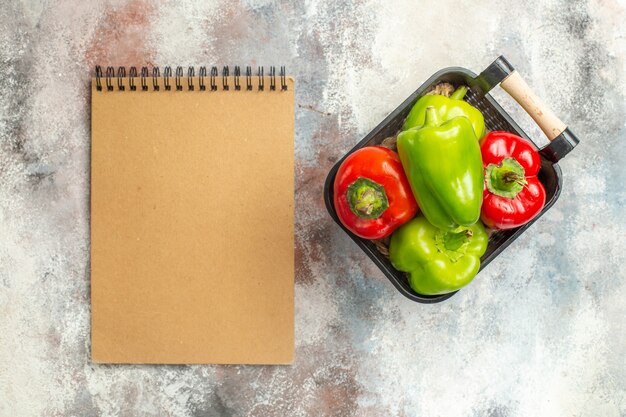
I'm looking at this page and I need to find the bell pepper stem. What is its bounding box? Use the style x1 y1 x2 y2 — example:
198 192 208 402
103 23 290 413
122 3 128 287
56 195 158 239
450 86 468 100
434 227 474 261
442 229 473 251
346 177 389 219
424 106 439 127
486 157 528 199
502 171 526 185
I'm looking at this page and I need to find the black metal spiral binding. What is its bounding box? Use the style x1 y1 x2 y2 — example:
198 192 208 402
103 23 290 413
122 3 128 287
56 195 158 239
105 66 114 91
222 66 229 90
280 66 287 91
187 67 195 90
199 66 206 90
152 67 160 90
117 67 126 90
163 66 172 90
175 66 183 91
95 66 103 90
246 66 252 90
258 66 264 91
234 66 241 90
210 66 218 91
94 66 288 92
128 67 137 90
141 67 148 91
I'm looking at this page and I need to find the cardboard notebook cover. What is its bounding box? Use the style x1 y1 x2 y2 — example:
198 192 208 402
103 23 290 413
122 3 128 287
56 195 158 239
90 75 294 364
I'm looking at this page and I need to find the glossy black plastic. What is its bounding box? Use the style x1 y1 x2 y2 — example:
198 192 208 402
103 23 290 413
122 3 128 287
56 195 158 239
323 56 578 303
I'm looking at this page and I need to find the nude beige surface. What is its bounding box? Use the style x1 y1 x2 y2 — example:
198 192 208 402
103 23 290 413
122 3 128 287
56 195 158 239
1 0 625 416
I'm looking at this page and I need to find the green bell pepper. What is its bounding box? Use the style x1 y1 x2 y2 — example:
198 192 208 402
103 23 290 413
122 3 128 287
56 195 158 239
389 215 488 295
397 107 484 230
402 86 485 139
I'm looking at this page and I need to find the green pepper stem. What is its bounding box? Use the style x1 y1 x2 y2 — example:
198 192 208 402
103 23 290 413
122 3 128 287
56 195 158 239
434 227 474 261
485 157 528 199
424 106 439 127
450 86 468 100
443 229 473 251
346 177 389 219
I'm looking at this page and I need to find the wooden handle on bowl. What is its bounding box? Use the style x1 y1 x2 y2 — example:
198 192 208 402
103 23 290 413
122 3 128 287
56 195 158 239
500 71 567 141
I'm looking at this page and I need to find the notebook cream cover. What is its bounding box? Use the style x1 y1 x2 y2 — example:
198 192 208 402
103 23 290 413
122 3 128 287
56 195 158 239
90 73 294 364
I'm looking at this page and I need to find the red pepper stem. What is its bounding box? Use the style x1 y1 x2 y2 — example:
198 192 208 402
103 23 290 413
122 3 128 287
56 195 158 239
424 106 439 127
346 177 389 219
450 86 468 100
486 157 527 199
502 171 526 186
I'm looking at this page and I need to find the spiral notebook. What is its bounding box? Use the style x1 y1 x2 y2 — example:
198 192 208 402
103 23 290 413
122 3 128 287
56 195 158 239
90 66 294 364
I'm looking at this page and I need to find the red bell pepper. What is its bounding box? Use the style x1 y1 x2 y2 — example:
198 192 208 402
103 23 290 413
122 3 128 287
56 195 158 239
480 131 546 230
334 146 418 239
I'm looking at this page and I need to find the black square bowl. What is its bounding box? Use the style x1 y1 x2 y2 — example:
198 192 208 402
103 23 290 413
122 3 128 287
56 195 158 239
323 56 579 303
